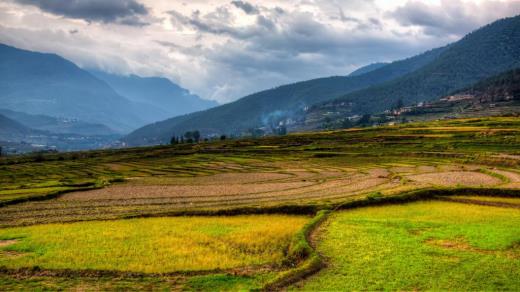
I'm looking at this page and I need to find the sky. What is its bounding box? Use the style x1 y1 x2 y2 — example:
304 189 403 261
1 0 519 103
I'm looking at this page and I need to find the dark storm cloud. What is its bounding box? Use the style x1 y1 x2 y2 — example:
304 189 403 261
14 0 149 26
164 5 426 88
230 1 259 15
168 8 271 40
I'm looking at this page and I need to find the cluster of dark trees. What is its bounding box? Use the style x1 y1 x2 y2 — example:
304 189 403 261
170 130 200 144
170 131 228 145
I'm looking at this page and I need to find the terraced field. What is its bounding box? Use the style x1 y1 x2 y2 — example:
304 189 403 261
1 163 516 228
0 117 519 290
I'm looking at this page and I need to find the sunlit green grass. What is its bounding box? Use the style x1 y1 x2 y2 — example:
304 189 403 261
0 187 70 201
0 275 182 291
297 201 520 291
0 215 308 273
0 273 274 291
451 195 520 205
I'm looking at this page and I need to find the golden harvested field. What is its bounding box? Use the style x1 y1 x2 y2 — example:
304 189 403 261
0 215 308 273
125 172 294 185
61 181 315 200
490 169 520 188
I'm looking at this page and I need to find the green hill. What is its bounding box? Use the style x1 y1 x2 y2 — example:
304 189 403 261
319 16 520 116
454 68 520 99
400 68 520 121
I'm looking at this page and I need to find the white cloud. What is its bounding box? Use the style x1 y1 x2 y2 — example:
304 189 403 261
0 0 519 104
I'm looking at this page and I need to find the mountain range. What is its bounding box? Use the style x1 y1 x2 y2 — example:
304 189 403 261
123 43 449 145
90 71 217 122
123 15 520 146
0 44 215 134
312 15 520 116
0 108 116 136
2 15 519 151
0 113 35 137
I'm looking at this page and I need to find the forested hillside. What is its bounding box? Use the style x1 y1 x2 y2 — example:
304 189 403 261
321 16 520 114
123 45 448 145
455 68 520 100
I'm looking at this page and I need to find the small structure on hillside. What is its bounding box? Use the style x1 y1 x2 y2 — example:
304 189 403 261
440 94 475 102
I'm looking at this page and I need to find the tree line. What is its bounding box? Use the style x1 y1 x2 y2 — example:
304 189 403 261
171 131 228 145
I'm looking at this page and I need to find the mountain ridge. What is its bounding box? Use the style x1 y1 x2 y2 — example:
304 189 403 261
123 44 449 145
90 71 218 122
0 113 35 136
0 43 144 133
348 63 388 77
0 108 117 136
321 15 520 115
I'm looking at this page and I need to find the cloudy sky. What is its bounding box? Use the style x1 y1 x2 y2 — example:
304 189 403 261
1 0 519 103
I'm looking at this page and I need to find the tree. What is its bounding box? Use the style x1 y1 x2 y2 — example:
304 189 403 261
341 118 353 129
220 135 227 141
193 130 200 143
0 146 2 157
184 131 193 143
357 114 371 126
248 128 264 138
394 98 404 110
395 98 404 108
170 134 178 145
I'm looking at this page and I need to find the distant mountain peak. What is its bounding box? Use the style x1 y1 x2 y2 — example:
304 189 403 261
89 70 217 121
0 43 218 136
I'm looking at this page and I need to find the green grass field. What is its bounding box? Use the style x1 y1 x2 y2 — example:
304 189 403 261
450 195 520 205
296 200 520 291
0 117 519 290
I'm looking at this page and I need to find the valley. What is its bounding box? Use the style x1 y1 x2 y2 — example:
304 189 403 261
0 117 518 290
1 4 519 291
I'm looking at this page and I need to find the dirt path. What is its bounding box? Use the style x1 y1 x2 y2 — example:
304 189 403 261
0 239 17 248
